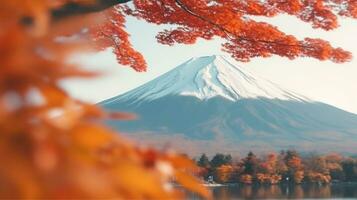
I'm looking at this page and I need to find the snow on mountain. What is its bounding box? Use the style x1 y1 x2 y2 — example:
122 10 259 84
102 55 310 105
100 55 357 154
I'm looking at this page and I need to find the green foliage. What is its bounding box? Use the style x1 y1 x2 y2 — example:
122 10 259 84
197 154 210 168
242 152 259 175
342 160 357 182
210 154 232 168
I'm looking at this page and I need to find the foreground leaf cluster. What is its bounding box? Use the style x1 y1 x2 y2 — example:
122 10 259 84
0 1 209 199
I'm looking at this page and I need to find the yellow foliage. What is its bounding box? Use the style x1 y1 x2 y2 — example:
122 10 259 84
256 173 282 184
293 171 304 184
306 172 331 184
239 174 253 184
215 165 235 183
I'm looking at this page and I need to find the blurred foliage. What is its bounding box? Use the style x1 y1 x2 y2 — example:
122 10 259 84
0 1 210 199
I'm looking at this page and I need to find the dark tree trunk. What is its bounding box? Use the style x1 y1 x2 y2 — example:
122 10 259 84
52 0 132 20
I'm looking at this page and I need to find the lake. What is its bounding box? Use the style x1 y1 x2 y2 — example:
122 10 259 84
188 183 357 199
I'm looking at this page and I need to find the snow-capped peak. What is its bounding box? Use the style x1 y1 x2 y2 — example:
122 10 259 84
102 55 310 104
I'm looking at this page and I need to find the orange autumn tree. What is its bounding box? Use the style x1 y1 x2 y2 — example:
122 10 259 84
88 0 357 71
214 164 236 183
257 153 282 184
304 155 331 184
0 1 209 199
1 0 357 199
284 151 305 184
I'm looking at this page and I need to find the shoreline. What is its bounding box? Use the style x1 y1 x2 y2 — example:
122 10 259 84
201 181 357 187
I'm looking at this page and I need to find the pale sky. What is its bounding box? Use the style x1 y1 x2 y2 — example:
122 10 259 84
63 15 357 114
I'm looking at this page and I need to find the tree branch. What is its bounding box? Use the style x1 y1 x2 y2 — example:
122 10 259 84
51 0 313 50
174 0 310 49
52 0 132 20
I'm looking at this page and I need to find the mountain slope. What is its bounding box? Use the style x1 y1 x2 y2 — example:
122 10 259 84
101 55 309 104
101 55 357 154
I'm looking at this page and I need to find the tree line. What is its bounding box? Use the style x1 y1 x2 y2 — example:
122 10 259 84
195 151 357 185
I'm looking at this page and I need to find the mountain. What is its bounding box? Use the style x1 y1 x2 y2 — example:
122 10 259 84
101 55 357 155
104 55 308 103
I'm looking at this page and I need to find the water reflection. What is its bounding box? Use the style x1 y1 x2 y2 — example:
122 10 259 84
189 183 357 199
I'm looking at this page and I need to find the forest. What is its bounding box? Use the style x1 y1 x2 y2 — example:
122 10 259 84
195 151 357 185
